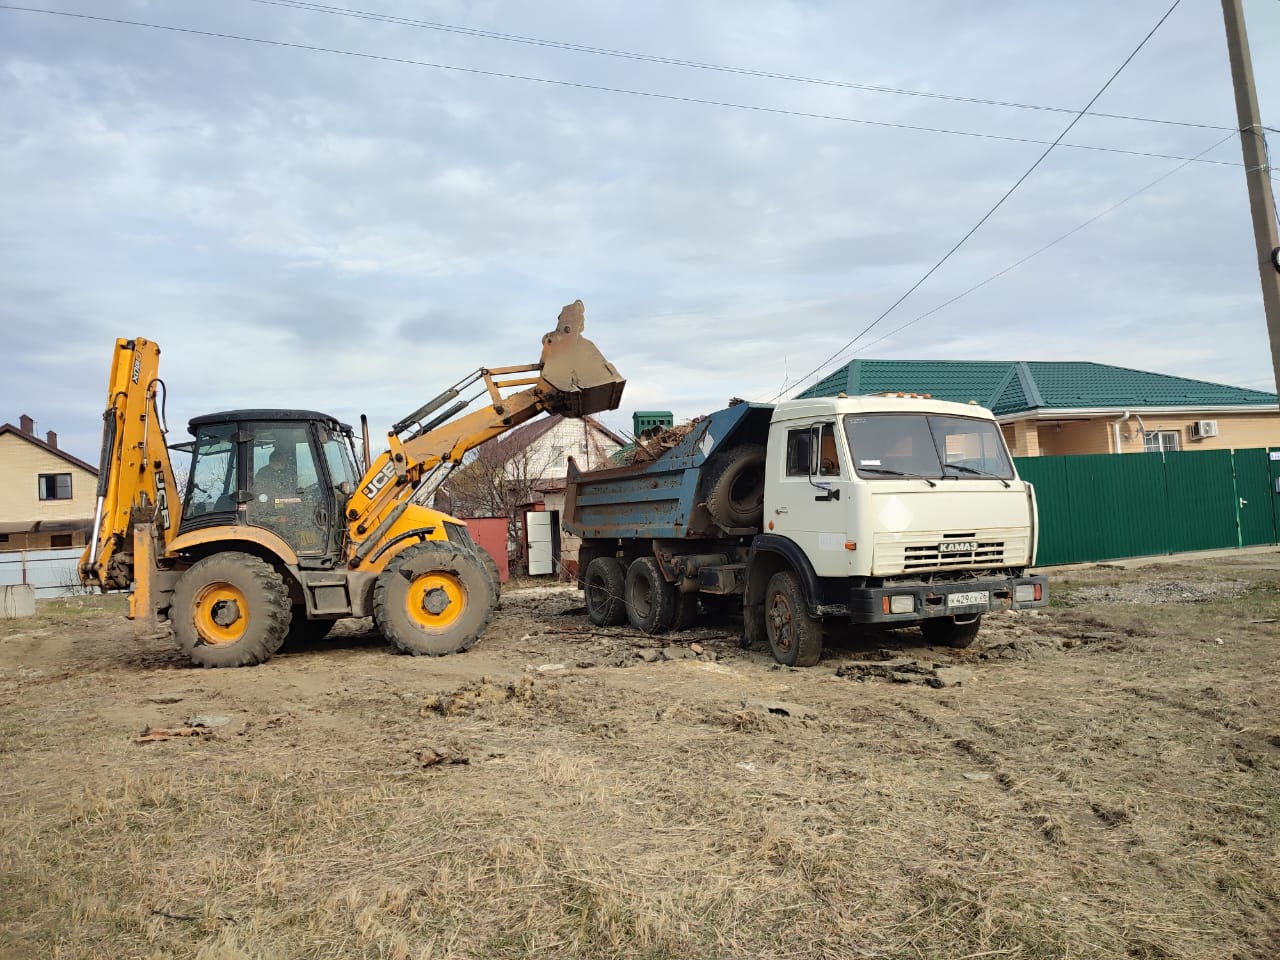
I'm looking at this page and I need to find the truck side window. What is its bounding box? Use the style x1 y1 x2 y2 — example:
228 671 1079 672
817 424 840 476
786 429 813 476
786 425 841 477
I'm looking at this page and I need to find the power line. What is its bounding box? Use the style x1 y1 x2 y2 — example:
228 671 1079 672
0 4 1244 170
848 131 1237 360
240 0 1235 134
774 0 1186 401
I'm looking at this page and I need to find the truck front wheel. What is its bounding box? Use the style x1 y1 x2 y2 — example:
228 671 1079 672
921 615 982 649
763 571 823 667
624 557 676 633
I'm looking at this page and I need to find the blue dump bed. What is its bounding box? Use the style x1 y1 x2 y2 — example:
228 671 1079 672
563 403 774 541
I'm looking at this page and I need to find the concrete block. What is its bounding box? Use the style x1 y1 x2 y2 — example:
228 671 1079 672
0 584 36 618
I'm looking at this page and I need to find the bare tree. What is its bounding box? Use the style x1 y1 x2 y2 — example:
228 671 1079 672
438 440 559 562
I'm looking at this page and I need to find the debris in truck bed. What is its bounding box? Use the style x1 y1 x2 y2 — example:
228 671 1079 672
619 418 702 463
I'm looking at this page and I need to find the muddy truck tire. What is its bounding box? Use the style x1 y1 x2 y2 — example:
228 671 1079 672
624 557 677 633
584 556 627 626
763 570 823 667
922 615 982 649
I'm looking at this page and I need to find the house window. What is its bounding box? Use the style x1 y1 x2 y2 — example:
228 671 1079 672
38 473 72 500
50 534 73 548
0 534 8 543
1143 431 1180 453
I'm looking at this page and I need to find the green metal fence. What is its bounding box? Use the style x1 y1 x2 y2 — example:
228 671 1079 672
1014 447 1280 566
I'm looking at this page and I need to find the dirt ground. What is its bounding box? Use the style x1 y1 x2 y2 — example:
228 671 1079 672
1 551 1278 960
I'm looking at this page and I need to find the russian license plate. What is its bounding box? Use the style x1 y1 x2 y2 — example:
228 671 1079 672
948 591 989 607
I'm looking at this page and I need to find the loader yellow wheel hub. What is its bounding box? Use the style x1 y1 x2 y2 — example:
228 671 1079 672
193 581 249 645
406 573 465 631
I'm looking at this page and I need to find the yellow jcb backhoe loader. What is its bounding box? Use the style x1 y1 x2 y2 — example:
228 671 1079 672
79 300 625 667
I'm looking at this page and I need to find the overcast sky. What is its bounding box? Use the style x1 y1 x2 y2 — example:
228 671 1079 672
2 0 1278 462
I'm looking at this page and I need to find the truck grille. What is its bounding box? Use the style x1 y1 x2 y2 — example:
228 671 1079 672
872 530 1028 575
902 538 1006 570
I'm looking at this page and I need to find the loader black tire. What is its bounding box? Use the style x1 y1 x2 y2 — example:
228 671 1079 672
374 541 496 656
922 615 982 649
283 609 334 647
624 557 676 634
172 552 292 668
763 570 824 667
704 444 766 528
477 548 503 611
584 557 627 626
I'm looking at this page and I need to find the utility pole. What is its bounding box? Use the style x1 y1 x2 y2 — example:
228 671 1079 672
1221 0 1280 400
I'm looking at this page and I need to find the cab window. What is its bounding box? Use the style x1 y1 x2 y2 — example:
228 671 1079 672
786 424 840 477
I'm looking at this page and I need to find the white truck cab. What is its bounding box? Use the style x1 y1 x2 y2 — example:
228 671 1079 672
742 394 1046 659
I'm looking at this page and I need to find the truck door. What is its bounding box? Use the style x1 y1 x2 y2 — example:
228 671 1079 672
774 422 853 577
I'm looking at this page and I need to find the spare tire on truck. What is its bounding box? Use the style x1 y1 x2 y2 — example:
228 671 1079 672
704 443 766 529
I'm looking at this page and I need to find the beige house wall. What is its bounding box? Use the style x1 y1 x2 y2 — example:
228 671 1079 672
1035 419 1113 457
0 434 97 524
1005 410 1280 457
1111 412 1279 454
1002 420 1041 457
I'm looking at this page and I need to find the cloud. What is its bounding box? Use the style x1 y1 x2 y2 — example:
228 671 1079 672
1 0 1277 465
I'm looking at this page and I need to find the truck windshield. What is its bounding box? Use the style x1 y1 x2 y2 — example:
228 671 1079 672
843 414 1013 480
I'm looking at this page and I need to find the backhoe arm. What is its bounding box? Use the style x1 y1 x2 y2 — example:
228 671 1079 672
343 300 625 556
80 338 181 590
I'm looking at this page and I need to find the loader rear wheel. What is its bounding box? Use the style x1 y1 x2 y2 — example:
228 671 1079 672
763 570 823 667
374 541 496 656
921 615 982 649
704 444 766 528
584 557 627 626
172 553 291 668
624 557 676 634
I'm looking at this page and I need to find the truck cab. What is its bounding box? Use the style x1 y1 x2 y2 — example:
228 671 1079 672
746 395 1045 661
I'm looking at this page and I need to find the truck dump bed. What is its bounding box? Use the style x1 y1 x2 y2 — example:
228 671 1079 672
563 403 773 541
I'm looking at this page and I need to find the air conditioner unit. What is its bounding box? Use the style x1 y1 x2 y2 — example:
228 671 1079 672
1189 420 1219 439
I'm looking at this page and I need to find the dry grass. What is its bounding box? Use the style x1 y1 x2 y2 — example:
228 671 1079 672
1 556 1279 958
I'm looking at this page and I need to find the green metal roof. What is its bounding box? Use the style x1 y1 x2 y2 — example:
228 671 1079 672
797 360 1277 415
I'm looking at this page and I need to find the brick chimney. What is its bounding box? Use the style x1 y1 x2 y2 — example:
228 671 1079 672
46 430 58 449
19 414 34 434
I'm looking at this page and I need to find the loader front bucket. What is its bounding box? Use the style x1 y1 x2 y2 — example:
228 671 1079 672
538 300 627 417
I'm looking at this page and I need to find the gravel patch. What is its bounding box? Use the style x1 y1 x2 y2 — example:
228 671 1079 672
1060 579 1249 605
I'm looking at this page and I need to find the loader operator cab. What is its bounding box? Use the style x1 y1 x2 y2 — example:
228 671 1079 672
179 409 361 563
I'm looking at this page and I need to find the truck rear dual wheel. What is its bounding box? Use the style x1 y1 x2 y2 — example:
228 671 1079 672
624 557 677 634
763 570 824 667
374 541 497 656
922 615 982 649
584 557 627 626
172 552 292 668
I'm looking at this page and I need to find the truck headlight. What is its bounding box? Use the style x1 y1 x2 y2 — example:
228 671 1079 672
1014 584 1041 602
889 595 915 614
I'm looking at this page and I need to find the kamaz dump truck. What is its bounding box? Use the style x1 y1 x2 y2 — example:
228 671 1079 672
563 394 1048 666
